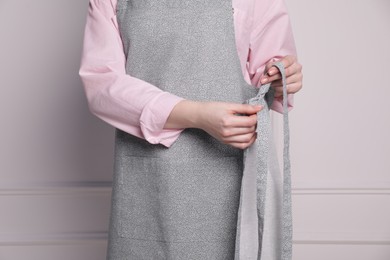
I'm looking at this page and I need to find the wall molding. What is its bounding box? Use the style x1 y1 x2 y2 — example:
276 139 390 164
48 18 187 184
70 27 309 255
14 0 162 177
293 189 390 195
0 232 108 246
1 231 389 246
0 182 112 196
1 181 390 196
293 231 390 245
292 180 390 195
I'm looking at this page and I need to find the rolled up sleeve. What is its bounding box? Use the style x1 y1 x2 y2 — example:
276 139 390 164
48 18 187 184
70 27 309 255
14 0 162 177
79 0 185 147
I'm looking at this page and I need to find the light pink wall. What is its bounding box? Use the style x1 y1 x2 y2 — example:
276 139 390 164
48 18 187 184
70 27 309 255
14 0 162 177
0 0 113 258
0 0 115 186
0 0 389 259
279 0 390 258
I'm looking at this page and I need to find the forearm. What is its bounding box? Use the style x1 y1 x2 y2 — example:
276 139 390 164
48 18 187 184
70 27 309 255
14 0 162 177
163 100 201 129
163 99 262 149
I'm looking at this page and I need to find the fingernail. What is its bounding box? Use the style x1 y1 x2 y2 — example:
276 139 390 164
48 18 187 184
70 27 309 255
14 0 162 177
268 69 276 76
261 78 268 84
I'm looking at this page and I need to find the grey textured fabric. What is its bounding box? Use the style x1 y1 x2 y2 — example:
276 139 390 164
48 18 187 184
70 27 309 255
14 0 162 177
235 62 292 260
107 0 292 259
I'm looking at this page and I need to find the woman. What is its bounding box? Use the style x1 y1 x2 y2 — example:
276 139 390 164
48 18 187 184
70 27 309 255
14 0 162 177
80 0 302 259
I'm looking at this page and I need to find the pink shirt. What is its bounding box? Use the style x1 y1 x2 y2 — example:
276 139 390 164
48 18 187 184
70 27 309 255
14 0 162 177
79 0 296 147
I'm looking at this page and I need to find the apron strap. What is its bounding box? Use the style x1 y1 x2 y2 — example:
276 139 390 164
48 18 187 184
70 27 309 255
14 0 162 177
235 61 292 260
275 61 293 260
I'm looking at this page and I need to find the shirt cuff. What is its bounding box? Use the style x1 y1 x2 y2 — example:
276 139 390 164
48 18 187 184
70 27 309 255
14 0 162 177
140 92 186 148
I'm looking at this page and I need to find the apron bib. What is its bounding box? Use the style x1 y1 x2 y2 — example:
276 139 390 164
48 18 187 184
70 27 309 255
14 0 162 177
107 0 292 259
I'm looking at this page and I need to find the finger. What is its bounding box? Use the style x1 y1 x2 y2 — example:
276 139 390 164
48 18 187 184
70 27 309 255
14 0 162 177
230 103 262 115
285 62 303 79
271 72 302 88
221 125 256 138
270 79 283 88
281 55 297 69
267 56 296 76
224 113 258 128
288 82 303 93
223 132 256 143
273 73 303 92
262 58 301 84
273 82 303 96
263 59 277 76
261 73 281 84
229 133 257 149
262 64 299 85
260 58 282 84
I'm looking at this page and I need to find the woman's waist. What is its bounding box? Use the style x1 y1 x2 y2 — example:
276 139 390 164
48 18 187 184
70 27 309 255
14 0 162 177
114 128 243 159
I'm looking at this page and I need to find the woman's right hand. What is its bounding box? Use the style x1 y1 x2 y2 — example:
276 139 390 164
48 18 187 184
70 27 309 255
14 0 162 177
164 100 262 149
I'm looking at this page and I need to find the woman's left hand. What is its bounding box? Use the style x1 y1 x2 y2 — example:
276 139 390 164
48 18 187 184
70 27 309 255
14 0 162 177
259 55 303 98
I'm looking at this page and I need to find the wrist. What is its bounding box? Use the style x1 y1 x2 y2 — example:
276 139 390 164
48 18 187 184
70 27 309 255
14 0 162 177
164 100 202 129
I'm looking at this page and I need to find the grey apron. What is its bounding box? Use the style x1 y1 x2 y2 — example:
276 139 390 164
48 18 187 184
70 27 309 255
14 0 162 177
107 0 292 259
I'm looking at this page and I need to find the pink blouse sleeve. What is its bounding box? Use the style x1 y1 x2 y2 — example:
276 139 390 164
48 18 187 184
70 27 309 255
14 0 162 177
79 0 185 148
247 0 297 113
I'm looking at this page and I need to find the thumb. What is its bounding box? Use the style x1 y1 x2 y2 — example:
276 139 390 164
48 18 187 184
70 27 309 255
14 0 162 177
231 103 262 115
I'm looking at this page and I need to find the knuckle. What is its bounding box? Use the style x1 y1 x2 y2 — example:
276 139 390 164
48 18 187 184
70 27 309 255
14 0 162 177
248 121 256 128
244 120 253 128
290 85 297 93
251 117 258 125
285 67 290 76
221 129 230 138
292 83 301 92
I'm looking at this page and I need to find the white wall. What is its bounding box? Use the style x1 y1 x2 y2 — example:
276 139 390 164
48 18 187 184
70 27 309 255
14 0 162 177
0 0 389 259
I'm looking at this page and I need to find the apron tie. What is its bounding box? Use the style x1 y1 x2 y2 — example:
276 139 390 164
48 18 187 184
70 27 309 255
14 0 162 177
235 61 292 260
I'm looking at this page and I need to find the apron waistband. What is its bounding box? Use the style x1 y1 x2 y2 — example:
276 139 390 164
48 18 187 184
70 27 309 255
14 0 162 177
235 61 292 260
